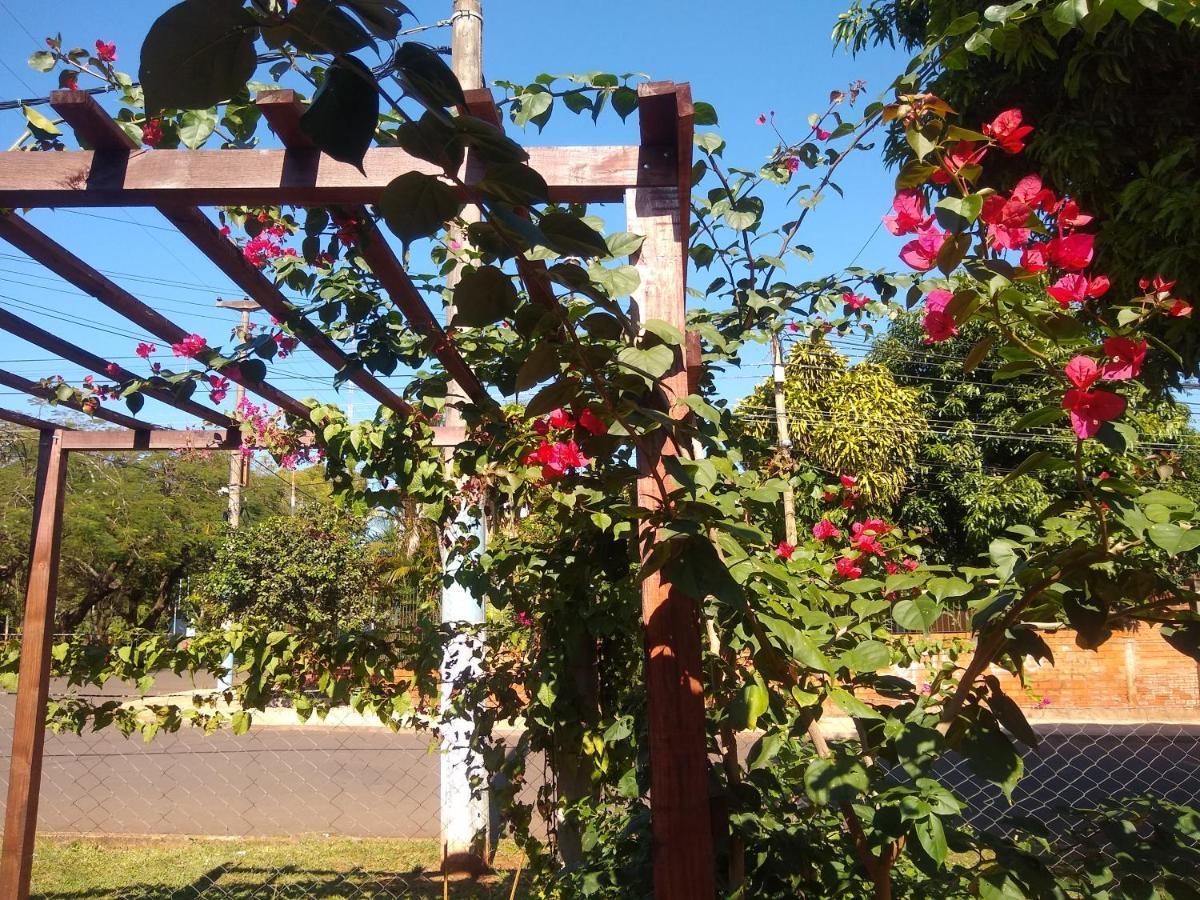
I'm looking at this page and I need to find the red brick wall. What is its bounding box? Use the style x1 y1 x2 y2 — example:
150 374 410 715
887 625 1200 717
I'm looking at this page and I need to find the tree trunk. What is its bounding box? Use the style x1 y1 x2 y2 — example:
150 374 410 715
56 561 119 634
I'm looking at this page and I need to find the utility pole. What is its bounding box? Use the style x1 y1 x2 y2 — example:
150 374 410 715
215 298 259 694
216 298 259 528
439 0 489 874
771 333 798 546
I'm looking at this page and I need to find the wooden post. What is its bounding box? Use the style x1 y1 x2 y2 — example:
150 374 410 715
771 334 798 546
0 429 69 899
627 185 715 898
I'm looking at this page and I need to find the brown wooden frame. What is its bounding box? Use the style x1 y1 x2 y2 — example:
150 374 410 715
0 83 713 899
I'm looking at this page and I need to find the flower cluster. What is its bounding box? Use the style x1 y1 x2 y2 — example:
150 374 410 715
232 397 314 470
522 406 607 482
170 333 208 359
1060 337 1145 439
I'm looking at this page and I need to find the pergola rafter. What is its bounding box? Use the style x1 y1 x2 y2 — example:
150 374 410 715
0 367 159 431
0 81 713 900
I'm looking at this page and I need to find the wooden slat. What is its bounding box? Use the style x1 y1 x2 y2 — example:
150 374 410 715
0 144 667 208
0 307 234 428
0 368 159 430
59 428 240 452
627 184 713 899
0 214 314 422
638 82 694 280
0 407 67 432
0 429 67 899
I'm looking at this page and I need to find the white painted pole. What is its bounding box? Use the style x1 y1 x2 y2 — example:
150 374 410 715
439 0 488 869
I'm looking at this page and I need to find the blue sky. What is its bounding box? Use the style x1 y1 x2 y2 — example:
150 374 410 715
0 0 911 428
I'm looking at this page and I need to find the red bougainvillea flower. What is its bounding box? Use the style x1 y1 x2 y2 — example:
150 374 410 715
1140 275 1177 298
755 113 767 125
1010 174 1057 210
1057 199 1093 231
815 127 832 141
924 289 953 314
1021 243 1049 274
104 363 120 378
843 291 870 311
207 375 230 404
776 541 796 560
902 557 919 572
923 292 958 343
982 108 1033 154
882 189 930 236
578 408 606 436
548 408 575 430
931 141 988 185
1046 233 1095 271
1065 355 1100 389
899 225 947 271
94 40 117 63
812 519 841 541
524 439 590 481
849 519 891 556
142 119 163 148
531 418 549 436
835 555 864 580
1101 337 1146 381
1046 274 1110 308
1062 388 1126 440
135 342 156 359
1169 299 1193 317
822 489 837 503
515 611 534 628
170 334 207 358
840 474 857 488
784 157 800 173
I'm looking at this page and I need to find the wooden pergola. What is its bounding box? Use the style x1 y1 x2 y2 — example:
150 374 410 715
0 84 712 898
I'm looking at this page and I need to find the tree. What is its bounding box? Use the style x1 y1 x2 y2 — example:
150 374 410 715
835 0 1200 377
192 509 383 633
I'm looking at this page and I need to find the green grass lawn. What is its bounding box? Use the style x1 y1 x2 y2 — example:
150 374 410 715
32 835 528 899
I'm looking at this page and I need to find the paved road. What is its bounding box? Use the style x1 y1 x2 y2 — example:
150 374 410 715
0 682 1197 839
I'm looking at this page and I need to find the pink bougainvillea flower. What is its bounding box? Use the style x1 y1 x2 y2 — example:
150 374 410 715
784 156 800 173
94 40 117 63
812 519 841 541
886 561 900 575
1140 275 1177 297
843 291 870 311
142 118 163 148
207 375 230 405
815 127 832 141
515 611 534 628
104 363 120 378
1101 337 1146 381
835 555 864 580
1169 298 1193 317
548 408 575 430
531 418 550 436
170 333 207 358
839 474 857 488
1010 174 1056 210
899 225 947 271
1045 274 1108 307
136 342 156 359
982 108 1033 154
931 141 987 185
1057 199 1093 230
924 289 953 314
1021 243 1049 274
922 308 958 343
1065 355 1100 389
578 408 607 436
902 557 919 572
755 113 767 125
1046 233 1095 271
981 193 1031 228
882 189 930 236
776 541 795 560
1062 388 1127 440
989 223 1031 252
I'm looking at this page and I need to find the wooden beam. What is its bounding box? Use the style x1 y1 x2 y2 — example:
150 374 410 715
0 144 668 208
0 368 159 430
0 429 67 900
0 407 68 432
58 428 240 452
626 184 713 899
0 307 234 428
638 82 694 279
0 213 314 423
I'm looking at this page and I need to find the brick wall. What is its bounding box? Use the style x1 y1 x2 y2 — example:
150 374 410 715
887 625 1200 718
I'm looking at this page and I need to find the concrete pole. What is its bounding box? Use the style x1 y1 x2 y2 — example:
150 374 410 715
440 0 489 871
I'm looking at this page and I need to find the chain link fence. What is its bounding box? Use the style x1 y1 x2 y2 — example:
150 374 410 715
2 676 1199 896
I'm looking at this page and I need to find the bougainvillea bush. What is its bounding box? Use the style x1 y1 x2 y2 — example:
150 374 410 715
9 2 1200 897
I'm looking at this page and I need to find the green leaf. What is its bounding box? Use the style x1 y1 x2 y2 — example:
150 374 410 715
1148 524 1200 556
126 393 145 415
393 41 464 110
839 640 891 672
604 231 645 259
393 111 463 172
231 710 251 736
642 318 684 346
342 0 411 39
515 342 559 391
611 86 638 121
378 171 464 245
139 0 258 115
935 194 984 233
1003 450 1061 484
22 105 61 138
895 159 938 189
477 162 549 206
1012 406 1064 430
804 755 868 806
300 56 379 170
828 688 883 720
538 213 609 257
178 108 217 149
617 345 674 381
962 335 994 373
892 597 943 632
747 730 785 770
692 101 718 126
451 265 517 327
734 681 769 729
915 815 948 866
239 358 267 382
267 0 372 53
28 50 55 73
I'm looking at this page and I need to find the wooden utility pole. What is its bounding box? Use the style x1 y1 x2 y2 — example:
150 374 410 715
216 298 258 528
771 334 798 545
439 0 489 873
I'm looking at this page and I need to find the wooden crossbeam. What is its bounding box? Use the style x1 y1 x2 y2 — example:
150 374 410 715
0 407 70 432
0 144 667 209
254 91 493 412
0 368 158 430
0 307 234 428
0 213 314 423
58 428 240 452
